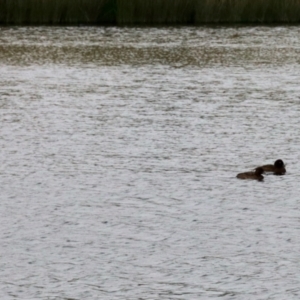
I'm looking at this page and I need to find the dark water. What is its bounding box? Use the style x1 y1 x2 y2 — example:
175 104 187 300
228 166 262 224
1 26 300 299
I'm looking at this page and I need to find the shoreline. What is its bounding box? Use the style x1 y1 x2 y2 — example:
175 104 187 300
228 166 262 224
1 0 300 25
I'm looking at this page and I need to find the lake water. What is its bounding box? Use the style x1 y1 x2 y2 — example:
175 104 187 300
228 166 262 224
1 26 300 299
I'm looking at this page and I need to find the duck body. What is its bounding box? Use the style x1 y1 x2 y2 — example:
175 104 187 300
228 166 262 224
258 159 286 175
236 167 264 181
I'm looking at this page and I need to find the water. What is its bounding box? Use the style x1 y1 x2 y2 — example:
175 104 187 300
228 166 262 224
1 26 300 299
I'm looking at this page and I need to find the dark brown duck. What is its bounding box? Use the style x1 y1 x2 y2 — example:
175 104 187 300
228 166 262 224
236 167 264 181
257 159 286 175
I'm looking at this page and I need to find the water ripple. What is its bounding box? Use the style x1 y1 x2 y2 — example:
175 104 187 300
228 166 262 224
0 26 300 300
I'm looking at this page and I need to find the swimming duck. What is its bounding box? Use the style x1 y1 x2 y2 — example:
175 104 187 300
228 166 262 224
236 167 264 181
257 159 286 175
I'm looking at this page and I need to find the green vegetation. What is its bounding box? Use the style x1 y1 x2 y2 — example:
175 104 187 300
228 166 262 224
117 0 197 24
0 0 300 25
0 0 116 24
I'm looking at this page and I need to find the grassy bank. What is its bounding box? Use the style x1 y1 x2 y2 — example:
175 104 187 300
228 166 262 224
1 0 300 25
0 0 117 24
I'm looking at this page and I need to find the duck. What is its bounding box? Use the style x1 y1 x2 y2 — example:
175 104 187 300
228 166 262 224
236 167 264 181
257 159 286 175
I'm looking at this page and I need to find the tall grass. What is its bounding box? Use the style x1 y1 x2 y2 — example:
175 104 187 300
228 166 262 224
0 0 116 24
194 0 300 23
117 0 197 24
118 0 300 24
0 0 300 25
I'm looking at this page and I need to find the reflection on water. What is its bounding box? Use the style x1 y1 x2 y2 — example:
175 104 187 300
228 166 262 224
1 26 300 66
1 26 300 299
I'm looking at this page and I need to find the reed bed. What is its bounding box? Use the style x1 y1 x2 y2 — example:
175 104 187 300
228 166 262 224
0 0 116 24
1 0 300 25
117 0 197 24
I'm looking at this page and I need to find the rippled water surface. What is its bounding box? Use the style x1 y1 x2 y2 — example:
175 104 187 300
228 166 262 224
1 26 300 299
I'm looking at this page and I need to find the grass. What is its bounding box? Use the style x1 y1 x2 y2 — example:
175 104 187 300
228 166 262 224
193 0 300 23
0 0 300 25
0 0 116 24
117 0 197 24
